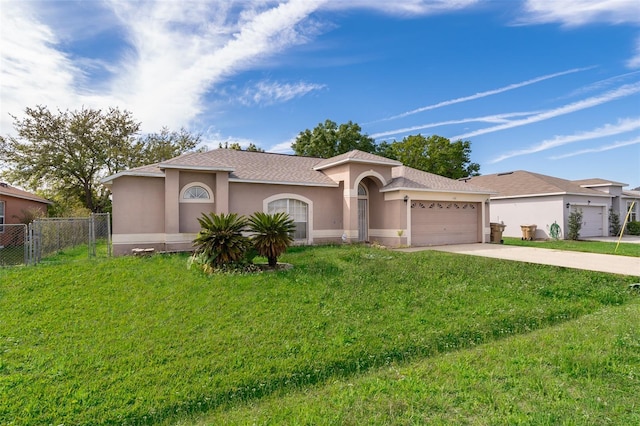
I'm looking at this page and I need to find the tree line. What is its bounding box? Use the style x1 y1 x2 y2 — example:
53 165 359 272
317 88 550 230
0 107 480 215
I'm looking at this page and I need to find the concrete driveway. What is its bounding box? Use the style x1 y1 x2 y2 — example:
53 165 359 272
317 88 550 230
398 243 640 277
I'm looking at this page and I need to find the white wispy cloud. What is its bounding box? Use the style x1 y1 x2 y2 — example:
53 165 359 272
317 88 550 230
561 70 640 98
238 80 326 106
489 117 640 163
549 136 640 159
627 36 640 69
370 111 540 139
519 0 640 26
268 138 297 154
377 67 594 122
0 1 85 132
106 0 326 131
0 1 328 133
451 82 640 141
325 0 479 16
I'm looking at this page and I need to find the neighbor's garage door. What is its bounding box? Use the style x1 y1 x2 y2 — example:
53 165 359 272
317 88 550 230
411 201 480 246
578 206 605 237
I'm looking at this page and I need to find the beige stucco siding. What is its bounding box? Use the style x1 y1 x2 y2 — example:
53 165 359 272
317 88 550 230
179 203 215 233
228 182 343 231
112 176 165 234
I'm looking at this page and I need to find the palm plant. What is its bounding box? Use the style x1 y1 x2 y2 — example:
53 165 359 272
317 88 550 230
248 211 295 267
193 212 250 266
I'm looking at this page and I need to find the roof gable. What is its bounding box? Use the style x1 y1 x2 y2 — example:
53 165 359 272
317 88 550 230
382 166 493 194
313 150 402 170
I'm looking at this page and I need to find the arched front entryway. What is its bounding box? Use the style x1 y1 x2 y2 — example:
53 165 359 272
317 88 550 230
357 182 368 242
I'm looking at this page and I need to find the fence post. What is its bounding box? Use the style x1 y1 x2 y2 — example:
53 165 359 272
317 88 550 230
107 212 112 257
90 213 97 257
23 224 28 265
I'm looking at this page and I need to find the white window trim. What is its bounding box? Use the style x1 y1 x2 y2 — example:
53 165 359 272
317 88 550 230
263 193 313 244
179 182 214 203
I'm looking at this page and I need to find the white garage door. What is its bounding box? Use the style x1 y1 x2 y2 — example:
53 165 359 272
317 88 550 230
411 201 480 246
578 206 605 237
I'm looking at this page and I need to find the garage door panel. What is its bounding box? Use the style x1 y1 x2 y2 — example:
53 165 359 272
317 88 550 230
411 201 479 246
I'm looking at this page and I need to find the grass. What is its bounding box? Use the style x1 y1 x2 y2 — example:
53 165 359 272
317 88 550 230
188 300 640 425
503 237 640 257
0 245 637 425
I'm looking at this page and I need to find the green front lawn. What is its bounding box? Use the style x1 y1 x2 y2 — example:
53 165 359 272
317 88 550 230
503 237 640 257
0 245 637 425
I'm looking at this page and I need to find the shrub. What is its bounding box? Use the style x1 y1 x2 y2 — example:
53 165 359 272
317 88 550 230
567 208 583 240
248 211 295 267
608 208 621 236
192 212 250 267
626 221 640 236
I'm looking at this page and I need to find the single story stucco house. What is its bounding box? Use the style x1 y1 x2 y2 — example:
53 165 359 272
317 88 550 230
102 149 494 255
465 171 640 240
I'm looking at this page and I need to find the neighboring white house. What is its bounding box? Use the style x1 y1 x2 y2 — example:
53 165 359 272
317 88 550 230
466 171 640 240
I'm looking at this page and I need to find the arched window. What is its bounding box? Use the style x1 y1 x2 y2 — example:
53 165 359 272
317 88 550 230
180 183 213 203
267 198 308 240
184 186 209 199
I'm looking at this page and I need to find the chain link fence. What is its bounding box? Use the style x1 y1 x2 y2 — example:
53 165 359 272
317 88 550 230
0 224 28 266
0 213 111 267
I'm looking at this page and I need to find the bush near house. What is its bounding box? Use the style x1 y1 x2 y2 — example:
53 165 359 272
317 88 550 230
626 221 640 235
567 208 583 240
248 211 295 267
192 211 296 272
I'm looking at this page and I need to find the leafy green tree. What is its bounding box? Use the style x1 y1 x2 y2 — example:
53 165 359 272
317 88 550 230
248 212 295 267
193 212 251 267
292 119 376 158
134 127 201 164
376 134 480 179
218 141 264 152
0 106 200 213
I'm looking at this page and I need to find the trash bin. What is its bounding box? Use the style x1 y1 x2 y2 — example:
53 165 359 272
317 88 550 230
490 222 506 243
520 225 537 241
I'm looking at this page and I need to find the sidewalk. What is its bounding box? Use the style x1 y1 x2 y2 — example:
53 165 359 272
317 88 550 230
398 243 640 277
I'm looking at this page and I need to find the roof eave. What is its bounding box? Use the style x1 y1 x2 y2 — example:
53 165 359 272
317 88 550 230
100 171 165 185
229 178 339 188
491 191 613 200
158 164 235 172
380 186 495 195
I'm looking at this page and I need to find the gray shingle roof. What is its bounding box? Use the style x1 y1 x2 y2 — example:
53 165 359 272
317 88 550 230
382 166 493 193
102 149 493 195
467 171 612 198
164 149 338 186
0 182 52 204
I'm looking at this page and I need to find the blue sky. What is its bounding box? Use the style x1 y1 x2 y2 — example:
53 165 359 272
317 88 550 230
1 0 639 187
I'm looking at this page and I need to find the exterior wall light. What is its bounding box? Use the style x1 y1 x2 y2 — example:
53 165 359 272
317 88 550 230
566 202 570 209
404 195 409 203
